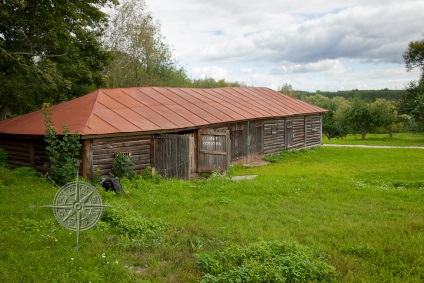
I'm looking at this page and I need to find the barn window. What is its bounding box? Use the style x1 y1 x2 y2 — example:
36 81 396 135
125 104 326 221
120 151 131 157
271 126 277 134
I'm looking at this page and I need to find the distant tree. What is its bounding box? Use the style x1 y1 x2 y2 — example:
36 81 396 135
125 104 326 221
191 78 246 88
370 99 399 137
103 0 191 88
279 83 298 98
335 98 376 139
0 0 117 116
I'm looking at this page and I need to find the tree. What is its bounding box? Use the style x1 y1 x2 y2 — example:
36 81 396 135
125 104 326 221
279 83 297 98
335 98 376 139
402 36 424 130
370 99 398 137
102 0 191 88
0 0 117 117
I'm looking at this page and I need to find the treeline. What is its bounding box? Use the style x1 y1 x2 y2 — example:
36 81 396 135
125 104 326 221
295 89 407 101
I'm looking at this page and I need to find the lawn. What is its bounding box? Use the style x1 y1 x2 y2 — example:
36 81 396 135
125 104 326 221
0 146 423 282
323 132 424 146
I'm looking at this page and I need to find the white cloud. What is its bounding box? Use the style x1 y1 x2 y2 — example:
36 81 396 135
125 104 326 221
272 60 347 74
146 0 424 90
191 66 228 80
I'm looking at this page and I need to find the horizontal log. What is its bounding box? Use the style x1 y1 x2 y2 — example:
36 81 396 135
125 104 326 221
93 137 151 146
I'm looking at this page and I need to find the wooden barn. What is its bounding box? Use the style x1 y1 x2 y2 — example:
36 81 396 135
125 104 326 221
0 87 327 179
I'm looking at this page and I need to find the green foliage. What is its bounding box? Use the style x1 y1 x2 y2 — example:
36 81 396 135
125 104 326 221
403 36 424 82
196 241 335 282
101 207 167 249
13 167 40 177
279 83 298 98
0 148 7 167
402 36 424 130
191 78 246 88
103 0 192 88
296 89 407 101
43 107 82 185
111 152 135 179
0 0 117 116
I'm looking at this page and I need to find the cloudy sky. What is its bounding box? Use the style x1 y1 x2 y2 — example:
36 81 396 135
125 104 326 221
147 0 424 91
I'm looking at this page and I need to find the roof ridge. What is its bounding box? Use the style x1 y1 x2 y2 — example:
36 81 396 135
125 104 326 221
80 89 102 135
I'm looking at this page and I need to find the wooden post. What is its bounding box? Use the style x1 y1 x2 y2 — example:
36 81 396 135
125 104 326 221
82 139 93 180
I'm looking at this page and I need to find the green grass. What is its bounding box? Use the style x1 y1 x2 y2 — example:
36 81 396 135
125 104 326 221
323 132 424 146
1 146 423 282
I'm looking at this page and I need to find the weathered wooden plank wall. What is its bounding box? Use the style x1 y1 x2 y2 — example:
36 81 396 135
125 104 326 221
92 135 151 177
263 119 285 154
198 130 229 172
289 116 307 150
305 115 322 147
154 134 190 179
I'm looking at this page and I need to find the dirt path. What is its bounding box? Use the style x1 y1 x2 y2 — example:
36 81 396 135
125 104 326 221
323 144 424 149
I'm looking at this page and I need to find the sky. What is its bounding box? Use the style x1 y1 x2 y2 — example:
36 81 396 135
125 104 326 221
146 0 424 91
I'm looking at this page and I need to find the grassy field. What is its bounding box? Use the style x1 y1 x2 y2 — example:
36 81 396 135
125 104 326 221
0 146 423 282
323 132 424 146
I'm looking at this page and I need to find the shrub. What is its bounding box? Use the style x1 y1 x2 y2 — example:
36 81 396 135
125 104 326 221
111 152 135 179
196 241 335 282
43 106 82 185
101 207 167 249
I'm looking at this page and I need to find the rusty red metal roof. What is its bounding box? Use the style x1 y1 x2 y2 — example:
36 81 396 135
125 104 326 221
0 87 327 136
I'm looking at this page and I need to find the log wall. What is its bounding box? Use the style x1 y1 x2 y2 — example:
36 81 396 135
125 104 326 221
305 115 322 148
0 136 49 172
263 119 285 154
91 135 152 177
289 116 307 150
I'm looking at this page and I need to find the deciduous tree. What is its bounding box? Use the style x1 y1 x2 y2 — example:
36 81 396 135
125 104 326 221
0 0 117 116
102 0 191 88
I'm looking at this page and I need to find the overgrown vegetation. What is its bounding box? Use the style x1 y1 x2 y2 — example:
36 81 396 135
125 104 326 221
43 106 82 185
196 241 335 282
1 144 423 282
111 152 135 179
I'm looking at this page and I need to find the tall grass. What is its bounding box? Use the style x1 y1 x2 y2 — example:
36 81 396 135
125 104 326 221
0 146 423 282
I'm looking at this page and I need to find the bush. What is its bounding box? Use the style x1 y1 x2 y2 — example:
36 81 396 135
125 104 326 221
111 152 135 179
101 207 167 249
196 241 335 282
43 106 82 185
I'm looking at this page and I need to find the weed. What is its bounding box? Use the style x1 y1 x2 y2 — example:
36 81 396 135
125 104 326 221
196 241 335 282
111 152 135 179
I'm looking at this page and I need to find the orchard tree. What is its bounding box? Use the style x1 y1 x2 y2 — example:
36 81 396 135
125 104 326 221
335 98 376 139
0 0 117 116
103 0 191 88
370 99 398 137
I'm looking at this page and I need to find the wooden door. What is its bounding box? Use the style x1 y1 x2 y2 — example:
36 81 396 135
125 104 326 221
154 134 190 179
198 129 230 173
286 120 293 149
